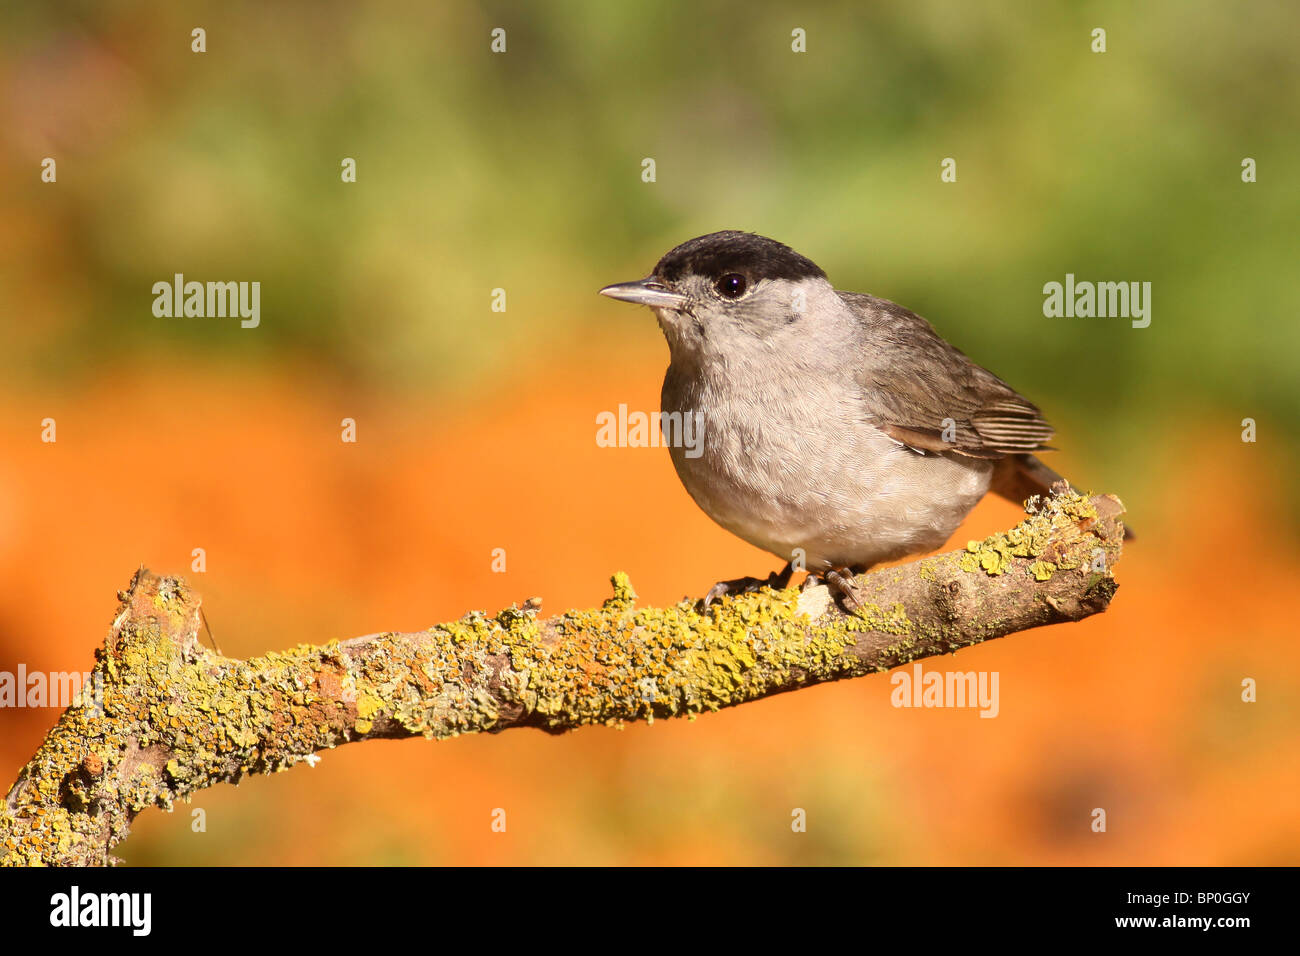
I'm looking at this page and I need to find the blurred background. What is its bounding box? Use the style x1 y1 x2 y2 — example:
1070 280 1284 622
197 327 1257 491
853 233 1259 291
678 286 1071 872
1 0 1297 864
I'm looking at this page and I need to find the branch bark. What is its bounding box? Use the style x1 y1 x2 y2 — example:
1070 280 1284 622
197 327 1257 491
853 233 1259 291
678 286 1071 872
1 488 1125 866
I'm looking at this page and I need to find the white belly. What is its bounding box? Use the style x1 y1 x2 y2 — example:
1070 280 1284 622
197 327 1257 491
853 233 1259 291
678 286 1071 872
665 376 993 570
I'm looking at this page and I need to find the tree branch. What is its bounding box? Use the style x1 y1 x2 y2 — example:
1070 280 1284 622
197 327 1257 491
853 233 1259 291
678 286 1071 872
1 488 1125 866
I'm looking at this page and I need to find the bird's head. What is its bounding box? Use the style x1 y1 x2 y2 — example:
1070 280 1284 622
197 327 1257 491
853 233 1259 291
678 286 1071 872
600 231 837 364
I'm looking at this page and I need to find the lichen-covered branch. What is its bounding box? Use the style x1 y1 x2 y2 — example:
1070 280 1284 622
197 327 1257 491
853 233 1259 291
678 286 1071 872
1 489 1125 866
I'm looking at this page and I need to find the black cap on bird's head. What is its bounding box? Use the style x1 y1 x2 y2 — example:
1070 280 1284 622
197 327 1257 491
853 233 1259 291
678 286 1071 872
653 231 826 284
599 231 825 310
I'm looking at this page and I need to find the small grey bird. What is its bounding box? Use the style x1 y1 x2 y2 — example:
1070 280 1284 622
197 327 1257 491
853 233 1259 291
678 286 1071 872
600 230 1093 609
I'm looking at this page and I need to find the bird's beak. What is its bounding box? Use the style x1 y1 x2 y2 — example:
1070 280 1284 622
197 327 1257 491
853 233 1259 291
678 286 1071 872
599 277 688 310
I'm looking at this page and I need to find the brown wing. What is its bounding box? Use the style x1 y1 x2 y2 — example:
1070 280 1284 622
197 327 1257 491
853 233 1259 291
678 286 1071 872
840 291 1055 459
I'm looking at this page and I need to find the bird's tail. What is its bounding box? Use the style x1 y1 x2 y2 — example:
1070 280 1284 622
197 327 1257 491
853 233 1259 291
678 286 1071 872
991 454 1135 540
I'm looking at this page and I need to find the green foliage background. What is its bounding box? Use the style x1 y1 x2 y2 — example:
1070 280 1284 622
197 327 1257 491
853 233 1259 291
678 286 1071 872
3 0 1297 496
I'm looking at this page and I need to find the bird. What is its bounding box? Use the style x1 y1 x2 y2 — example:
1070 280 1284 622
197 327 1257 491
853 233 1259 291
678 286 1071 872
599 230 1108 610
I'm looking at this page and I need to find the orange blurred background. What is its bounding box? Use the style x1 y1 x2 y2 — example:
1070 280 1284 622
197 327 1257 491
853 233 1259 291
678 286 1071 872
1 355 1296 865
2 1 1298 864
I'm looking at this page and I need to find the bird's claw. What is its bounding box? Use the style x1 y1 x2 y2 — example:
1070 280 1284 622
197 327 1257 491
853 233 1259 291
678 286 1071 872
700 563 794 610
824 567 868 613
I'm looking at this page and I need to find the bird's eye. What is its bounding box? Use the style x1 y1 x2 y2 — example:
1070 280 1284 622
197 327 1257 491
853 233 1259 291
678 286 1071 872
715 273 748 298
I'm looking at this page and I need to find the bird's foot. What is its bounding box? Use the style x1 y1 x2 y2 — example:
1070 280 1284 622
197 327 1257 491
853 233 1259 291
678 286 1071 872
700 562 794 610
824 566 868 613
